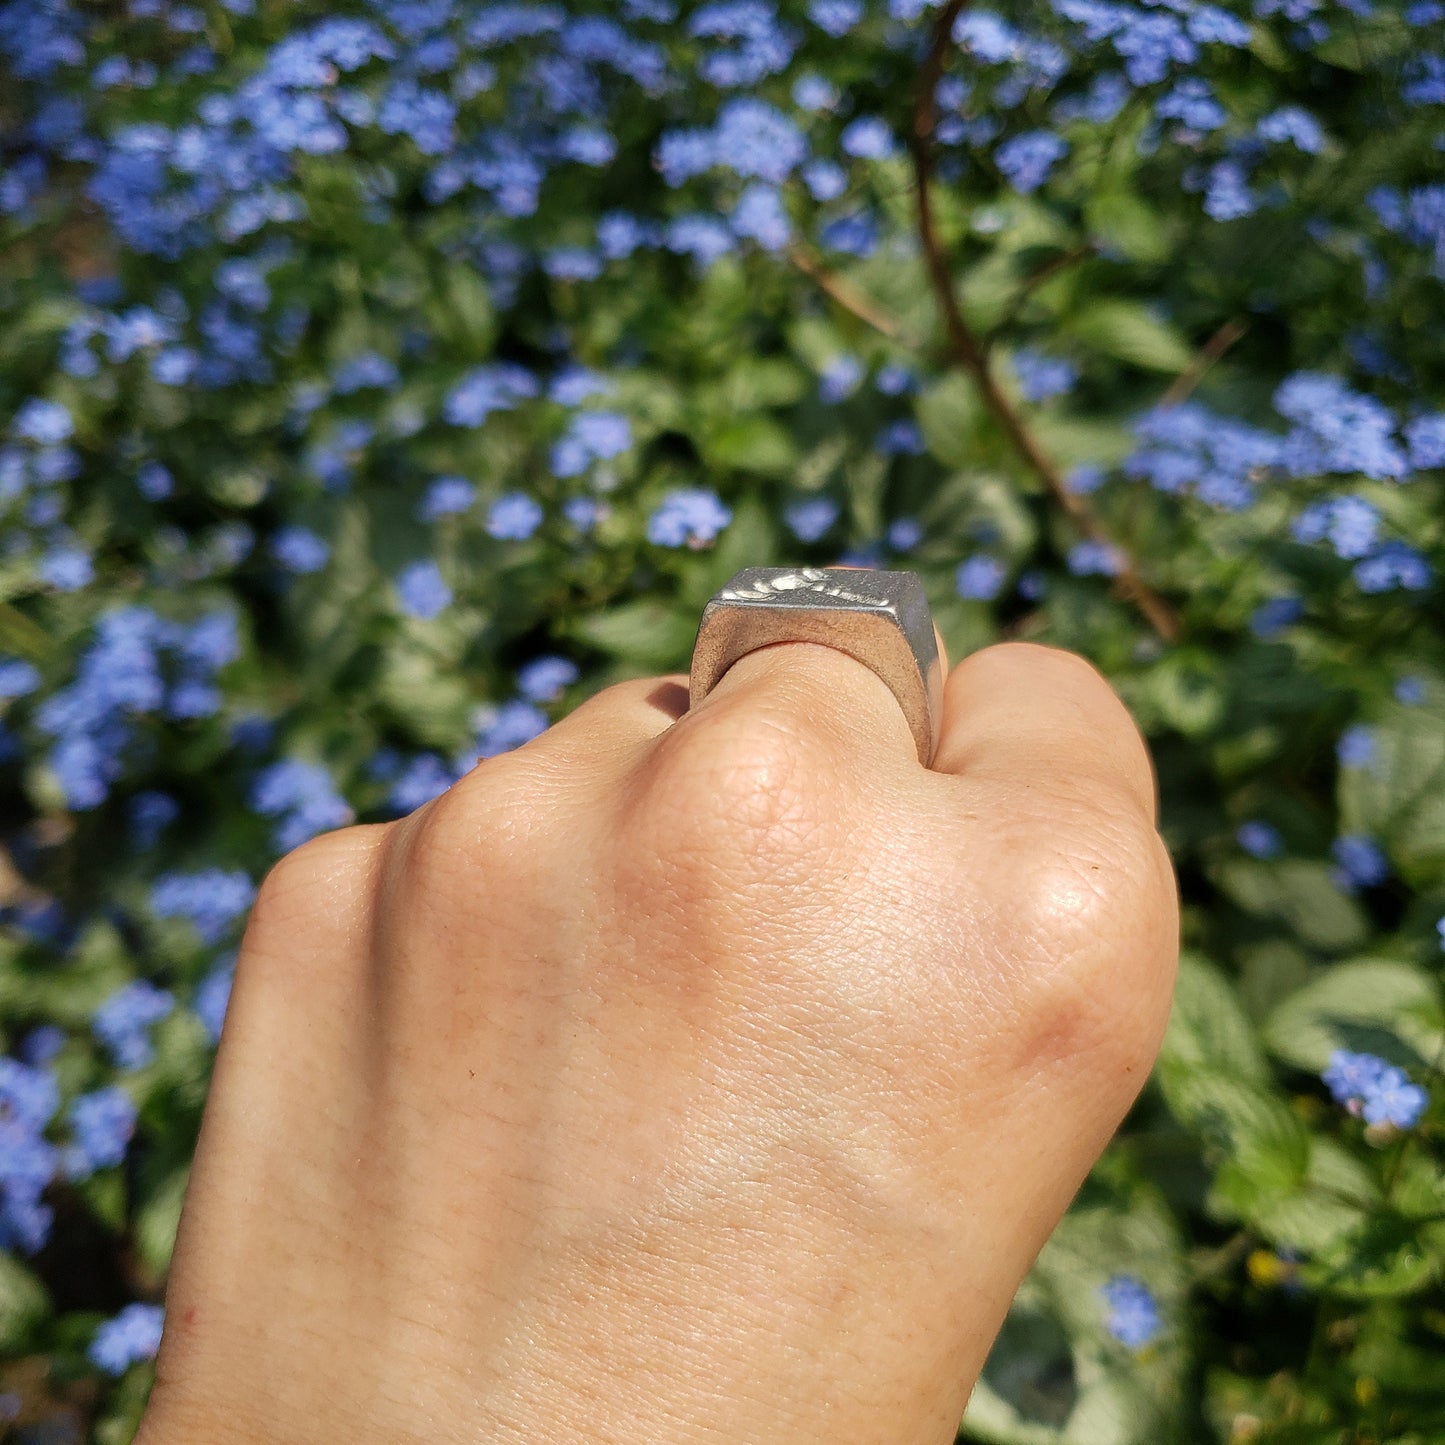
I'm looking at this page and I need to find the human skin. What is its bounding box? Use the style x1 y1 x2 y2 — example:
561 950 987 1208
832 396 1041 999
135 639 1179 1445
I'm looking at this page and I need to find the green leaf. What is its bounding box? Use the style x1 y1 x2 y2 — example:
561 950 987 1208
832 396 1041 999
1247 23 1293 69
76 1166 129 1233
1026 412 1135 470
716 356 810 413
1338 694 1445 878
1147 647 1228 737
979 195 1076 255
1062 299 1193 373
961 250 1030 330
203 465 269 509
0 599 54 661
1392 1152 1445 1225
1161 1070 1311 1215
1158 951 1268 1084
700 415 800 477
785 314 849 372
570 599 696 671
915 372 986 471
1084 193 1170 265
0 1252 48 1351
1214 858 1370 953
1264 958 1445 1073
1312 12 1415 71
1307 1214 1439 1300
1249 1138 1378 1256
919 469 1037 556
1345 1299 1445 1416
428 262 496 360
375 647 475 748
967 1184 1187 1445
613 370 687 432
135 1166 191 1277
1237 939 1312 1024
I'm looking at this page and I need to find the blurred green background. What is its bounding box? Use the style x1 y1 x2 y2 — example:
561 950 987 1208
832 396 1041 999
2 0 1444 1440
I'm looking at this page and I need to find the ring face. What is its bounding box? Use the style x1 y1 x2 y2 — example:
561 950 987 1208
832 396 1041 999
689 566 944 766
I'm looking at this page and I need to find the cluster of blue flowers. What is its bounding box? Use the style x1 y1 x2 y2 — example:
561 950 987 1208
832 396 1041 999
2 0 1438 667
68 1085 139 1178
1236 819 1284 859
1328 834 1391 891
1322 1049 1430 1130
1371 184 1445 279
250 759 354 852
0 1054 147 1254
13 606 240 810
368 655 577 814
0 1057 60 1253
150 868 256 945
1011 349 1080 403
1108 381 1439 597
648 489 736 548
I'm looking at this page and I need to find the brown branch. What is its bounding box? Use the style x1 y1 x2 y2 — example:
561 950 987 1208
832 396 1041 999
985 243 1096 349
1159 317 1248 408
788 246 905 341
910 0 1180 645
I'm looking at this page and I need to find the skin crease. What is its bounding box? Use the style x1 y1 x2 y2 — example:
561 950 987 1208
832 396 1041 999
134 639 1179 1445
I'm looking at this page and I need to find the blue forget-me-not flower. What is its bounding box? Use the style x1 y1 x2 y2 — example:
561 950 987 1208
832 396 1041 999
1100 1275 1162 1350
89 1303 165 1376
647 489 732 548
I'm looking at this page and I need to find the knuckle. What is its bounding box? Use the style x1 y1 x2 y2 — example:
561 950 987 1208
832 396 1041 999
624 703 848 894
1020 800 1161 938
571 672 687 725
243 824 388 959
1005 803 1178 1076
387 755 551 913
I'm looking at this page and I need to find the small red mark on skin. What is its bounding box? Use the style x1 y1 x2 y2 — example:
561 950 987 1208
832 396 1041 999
184 1307 198 1326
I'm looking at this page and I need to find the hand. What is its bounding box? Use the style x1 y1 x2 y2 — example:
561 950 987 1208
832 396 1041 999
136 640 1178 1445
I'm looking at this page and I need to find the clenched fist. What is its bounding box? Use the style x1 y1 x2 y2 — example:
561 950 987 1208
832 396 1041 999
135 640 1178 1445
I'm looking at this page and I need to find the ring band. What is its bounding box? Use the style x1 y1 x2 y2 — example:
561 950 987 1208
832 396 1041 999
688 567 944 766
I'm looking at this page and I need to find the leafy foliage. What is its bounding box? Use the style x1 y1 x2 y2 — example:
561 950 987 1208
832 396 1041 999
1 0 1444 1440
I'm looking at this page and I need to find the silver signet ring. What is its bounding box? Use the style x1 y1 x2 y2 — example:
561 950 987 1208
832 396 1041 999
688 566 945 767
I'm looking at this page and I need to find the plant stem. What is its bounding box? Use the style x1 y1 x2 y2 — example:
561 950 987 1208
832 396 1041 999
910 0 1181 644
1189 1228 1253 1284
1160 318 1249 408
984 243 1097 349
788 246 908 342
